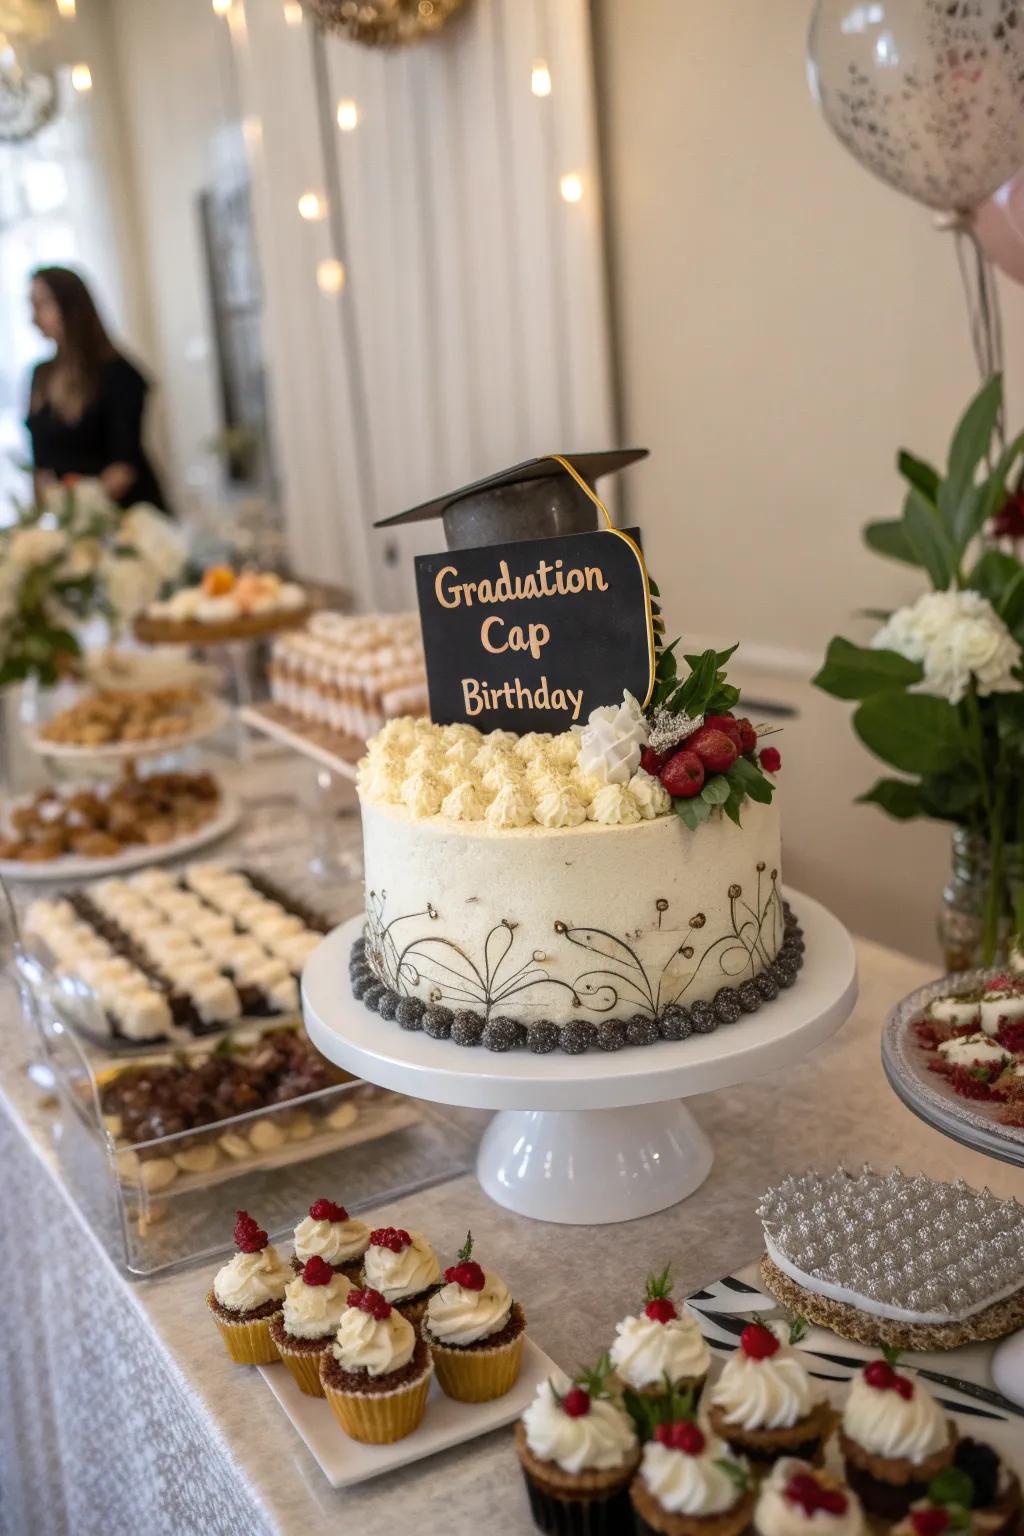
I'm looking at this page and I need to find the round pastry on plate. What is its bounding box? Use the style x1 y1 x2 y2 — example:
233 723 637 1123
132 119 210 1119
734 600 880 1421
359 1224 442 1326
753 1458 863 1536
319 1286 432 1443
706 1321 835 1470
422 1230 526 1402
206 1209 290 1365
290 1198 370 1281
629 1415 753 1536
270 1256 351 1396
610 1266 711 1401
838 1357 956 1519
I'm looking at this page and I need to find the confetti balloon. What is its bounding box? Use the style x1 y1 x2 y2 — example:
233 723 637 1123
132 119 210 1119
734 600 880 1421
807 0 1024 211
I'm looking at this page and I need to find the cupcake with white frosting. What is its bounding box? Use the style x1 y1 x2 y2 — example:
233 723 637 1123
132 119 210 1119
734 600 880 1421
270 1255 352 1396
610 1266 711 1400
753 1458 863 1536
206 1209 290 1365
361 1224 442 1325
839 1357 956 1519
291 1197 370 1281
319 1286 432 1443
707 1322 834 1471
515 1358 640 1535
629 1415 753 1536
423 1231 526 1402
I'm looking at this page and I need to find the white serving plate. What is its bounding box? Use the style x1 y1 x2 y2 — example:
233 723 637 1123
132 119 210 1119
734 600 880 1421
25 695 230 762
258 1335 559 1488
0 789 240 882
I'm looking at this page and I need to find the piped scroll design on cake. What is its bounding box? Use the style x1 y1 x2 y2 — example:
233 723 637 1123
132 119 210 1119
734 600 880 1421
363 888 580 1016
557 866 784 1016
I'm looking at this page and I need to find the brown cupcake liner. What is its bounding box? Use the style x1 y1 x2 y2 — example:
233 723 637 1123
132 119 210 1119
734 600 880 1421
706 1400 836 1469
207 1292 281 1365
429 1327 525 1403
631 1479 757 1536
515 1421 640 1502
321 1359 432 1443
840 1424 957 1520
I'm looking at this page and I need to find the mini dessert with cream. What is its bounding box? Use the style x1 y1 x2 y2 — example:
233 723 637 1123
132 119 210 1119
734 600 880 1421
206 1209 291 1365
516 1360 640 1534
291 1198 369 1281
708 1322 833 1468
912 974 1024 1130
629 1417 753 1536
753 1459 863 1536
839 1358 956 1518
319 1286 432 1443
361 1225 441 1324
270 1256 351 1396
423 1232 526 1401
610 1267 711 1399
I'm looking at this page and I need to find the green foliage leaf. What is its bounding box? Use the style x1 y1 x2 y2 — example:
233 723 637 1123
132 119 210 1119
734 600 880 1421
701 776 732 806
727 756 774 805
674 796 711 831
941 372 1002 515
863 518 921 567
996 691 1024 753
706 682 741 715
969 548 1024 636
903 488 956 588
853 692 965 775
722 786 745 826
857 778 924 820
813 636 923 700
897 448 941 501
929 1467 976 1512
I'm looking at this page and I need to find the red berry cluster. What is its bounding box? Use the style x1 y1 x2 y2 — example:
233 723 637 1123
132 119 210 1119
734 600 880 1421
561 1387 591 1418
233 1209 268 1254
996 1019 1024 1053
739 1323 780 1360
644 1297 678 1324
863 1360 913 1398
644 713 780 803
445 1259 486 1291
370 1226 412 1253
347 1287 392 1320
309 1198 349 1223
654 1421 706 1455
910 1510 951 1536
783 1473 849 1518
302 1255 335 1287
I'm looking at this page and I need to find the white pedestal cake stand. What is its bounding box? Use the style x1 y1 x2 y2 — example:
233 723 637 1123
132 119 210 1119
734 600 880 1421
302 890 857 1226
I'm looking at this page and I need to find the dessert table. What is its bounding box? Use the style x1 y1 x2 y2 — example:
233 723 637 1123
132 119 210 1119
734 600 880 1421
2 767 1022 1535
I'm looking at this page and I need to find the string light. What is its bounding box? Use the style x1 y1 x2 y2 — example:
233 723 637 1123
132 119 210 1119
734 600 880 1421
531 60 551 97
297 191 325 220
336 98 359 132
317 258 345 293
211 0 232 14
283 1 303 23
56 0 77 17
70 63 92 92
559 172 583 204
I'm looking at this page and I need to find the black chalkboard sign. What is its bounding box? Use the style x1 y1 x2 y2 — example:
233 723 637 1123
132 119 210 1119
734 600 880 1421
414 527 655 734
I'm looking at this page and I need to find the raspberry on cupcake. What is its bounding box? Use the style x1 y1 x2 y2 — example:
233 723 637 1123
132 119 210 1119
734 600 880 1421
206 1209 291 1365
291 1197 370 1281
707 1321 834 1470
516 1356 640 1534
754 1458 864 1536
319 1286 432 1443
423 1230 526 1402
629 1414 754 1536
839 1356 956 1519
609 1266 711 1400
270 1256 352 1396
361 1224 441 1325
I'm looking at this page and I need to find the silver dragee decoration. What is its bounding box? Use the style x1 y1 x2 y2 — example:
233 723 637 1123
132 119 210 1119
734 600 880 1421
758 1165 1024 1319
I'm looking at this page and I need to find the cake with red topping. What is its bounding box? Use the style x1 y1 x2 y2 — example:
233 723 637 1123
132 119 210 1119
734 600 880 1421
206 1209 291 1365
291 1198 370 1281
892 1441 1024 1536
629 1415 753 1536
270 1256 352 1396
423 1230 526 1402
753 1458 863 1536
839 1356 956 1518
360 1224 441 1325
319 1286 432 1443
707 1322 834 1469
609 1267 711 1399
912 974 1024 1130
516 1356 640 1534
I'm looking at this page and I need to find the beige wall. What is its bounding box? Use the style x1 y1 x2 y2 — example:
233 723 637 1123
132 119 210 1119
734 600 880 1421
592 0 1024 960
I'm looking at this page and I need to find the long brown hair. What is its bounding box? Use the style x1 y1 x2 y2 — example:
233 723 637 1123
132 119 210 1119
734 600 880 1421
31 266 117 420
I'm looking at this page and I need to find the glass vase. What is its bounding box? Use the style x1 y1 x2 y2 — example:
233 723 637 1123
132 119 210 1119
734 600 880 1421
938 829 1024 972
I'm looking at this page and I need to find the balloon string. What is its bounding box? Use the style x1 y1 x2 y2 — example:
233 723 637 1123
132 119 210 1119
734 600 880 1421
950 220 1005 451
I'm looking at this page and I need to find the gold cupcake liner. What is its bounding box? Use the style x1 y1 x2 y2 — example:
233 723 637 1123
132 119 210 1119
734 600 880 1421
429 1329 525 1402
321 1362 433 1443
207 1294 281 1366
276 1343 328 1397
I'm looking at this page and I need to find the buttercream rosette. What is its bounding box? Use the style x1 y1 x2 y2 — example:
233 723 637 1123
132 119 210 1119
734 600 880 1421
707 1322 834 1471
207 1210 290 1366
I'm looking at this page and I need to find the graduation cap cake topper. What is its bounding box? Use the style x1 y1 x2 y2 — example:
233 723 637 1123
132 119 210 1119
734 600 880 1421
401 452 656 734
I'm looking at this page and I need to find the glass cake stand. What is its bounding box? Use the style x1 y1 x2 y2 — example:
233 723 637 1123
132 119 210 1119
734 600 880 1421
881 975 1024 1409
302 889 858 1226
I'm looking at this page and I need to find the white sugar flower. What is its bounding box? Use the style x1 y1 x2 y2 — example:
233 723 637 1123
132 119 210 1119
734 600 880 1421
872 590 1022 706
577 690 649 785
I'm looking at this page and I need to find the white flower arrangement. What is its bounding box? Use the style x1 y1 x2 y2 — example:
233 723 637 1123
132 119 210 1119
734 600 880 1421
872 590 1022 705
576 690 649 784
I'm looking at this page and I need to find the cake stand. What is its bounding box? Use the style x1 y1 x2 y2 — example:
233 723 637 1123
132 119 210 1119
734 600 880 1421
302 890 858 1226
881 976 1024 1409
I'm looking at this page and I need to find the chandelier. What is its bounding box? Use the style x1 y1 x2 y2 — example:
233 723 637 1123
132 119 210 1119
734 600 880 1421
0 40 56 143
304 0 466 48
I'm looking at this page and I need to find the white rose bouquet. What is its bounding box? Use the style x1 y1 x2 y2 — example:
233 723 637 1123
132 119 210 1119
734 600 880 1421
815 374 1024 963
0 478 186 687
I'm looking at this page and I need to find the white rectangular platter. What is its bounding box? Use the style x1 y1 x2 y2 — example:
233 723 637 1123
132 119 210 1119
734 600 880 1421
258 1335 559 1489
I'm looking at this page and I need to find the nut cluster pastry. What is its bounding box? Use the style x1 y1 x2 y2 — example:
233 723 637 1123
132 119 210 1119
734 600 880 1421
0 768 220 863
38 686 211 747
269 611 427 741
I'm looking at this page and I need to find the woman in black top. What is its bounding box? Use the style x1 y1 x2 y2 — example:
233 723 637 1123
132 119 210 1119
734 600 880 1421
26 266 169 513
